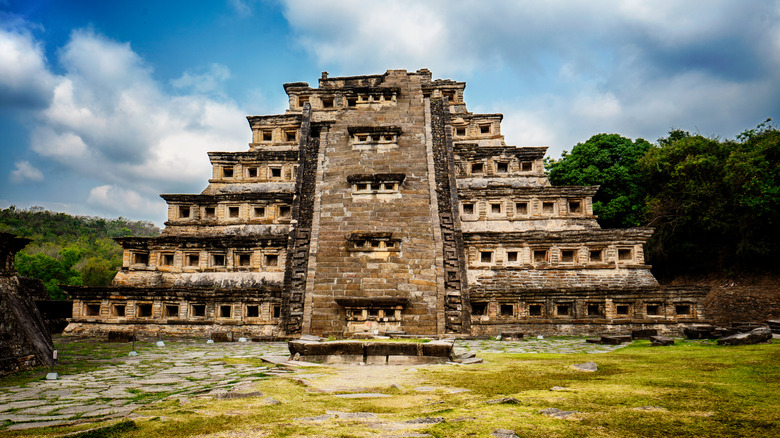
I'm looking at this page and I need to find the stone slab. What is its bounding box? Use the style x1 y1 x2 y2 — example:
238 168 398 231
717 327 772 346
0 400 49 412
650 336 674 346
5 419 74 430
539 407 579 418
334 393 392 398
572 362 598 372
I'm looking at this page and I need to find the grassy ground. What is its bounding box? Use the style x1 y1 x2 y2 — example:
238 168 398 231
3 339 778 437
422 340 780 437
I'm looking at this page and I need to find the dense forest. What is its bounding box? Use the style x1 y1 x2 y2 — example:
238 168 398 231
546 119 780 278
0 207 160 299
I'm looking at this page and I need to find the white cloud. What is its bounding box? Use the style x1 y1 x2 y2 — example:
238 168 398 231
31 127 88 158
571 92 622 121
283 0 455 73
0 25 56 108
228 0 253 17
497 69 780 159
281 0 780 155
9 161 44 183
171 63 231 94
499 110 556 150
14 28 249 220
87 185 164 217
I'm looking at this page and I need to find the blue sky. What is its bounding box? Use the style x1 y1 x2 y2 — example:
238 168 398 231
2 0 779 226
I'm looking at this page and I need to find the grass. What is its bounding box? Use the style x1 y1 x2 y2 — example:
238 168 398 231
420 340 780 437
1 339 778 437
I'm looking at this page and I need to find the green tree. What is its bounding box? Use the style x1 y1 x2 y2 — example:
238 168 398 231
727 119 780 263
80 256 118 286
641 120 780 276
1 207 160 299
546 133 653 228
16 247 84 299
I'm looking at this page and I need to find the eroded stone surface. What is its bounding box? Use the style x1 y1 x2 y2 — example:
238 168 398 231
334 393 392 399
717 327 773 346
486 397 520 404
492 428 520 438
539 407 579 418
406 417 445 424
572 362 598 372
0 340 288 430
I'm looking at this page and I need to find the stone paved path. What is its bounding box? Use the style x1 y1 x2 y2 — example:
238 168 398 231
453 336 624 356
0 337 625 431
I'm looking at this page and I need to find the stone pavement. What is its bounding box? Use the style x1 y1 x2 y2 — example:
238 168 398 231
453 336 625 356
0 337 626 432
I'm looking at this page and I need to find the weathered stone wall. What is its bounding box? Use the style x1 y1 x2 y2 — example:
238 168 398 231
428 97 469 333
67 286 283 337
304 70 443 336
0 233 55 375
282 103 320 334
1 277 46 374
468 268 659 291
113 235 287 288
468 287 708 336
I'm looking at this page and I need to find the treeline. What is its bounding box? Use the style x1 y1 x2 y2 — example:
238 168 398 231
546 119 780 278
0 207 160 299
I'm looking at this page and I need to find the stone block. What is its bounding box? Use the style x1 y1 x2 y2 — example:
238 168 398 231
387 355 416 365
390 355 447 365
288 340 312 356
323 354 363 364
422 340 453 358
364 342 419 357
599 335 632 345
365 355 387 365
211 332 232 343
304 340 364 356
631 329 657 340
717 327 772 346
650 336 674 346
683 326 716 339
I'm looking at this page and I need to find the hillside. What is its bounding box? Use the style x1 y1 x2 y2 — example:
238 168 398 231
0 206 160 299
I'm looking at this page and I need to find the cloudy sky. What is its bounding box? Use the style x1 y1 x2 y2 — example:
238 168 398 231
2 0 779 225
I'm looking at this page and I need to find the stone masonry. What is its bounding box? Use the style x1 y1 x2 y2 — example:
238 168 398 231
65 69 707 338
0 233 55 375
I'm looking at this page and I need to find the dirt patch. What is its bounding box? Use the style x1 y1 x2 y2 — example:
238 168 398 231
299 364 423 393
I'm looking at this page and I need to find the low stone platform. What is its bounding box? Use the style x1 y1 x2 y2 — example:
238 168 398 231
288 339 454 364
